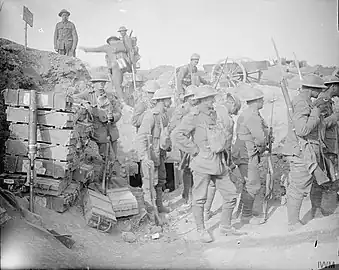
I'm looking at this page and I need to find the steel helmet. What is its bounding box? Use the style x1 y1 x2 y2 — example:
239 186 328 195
324 75 339 86
152 87 173 100
118 26 128 32
301 74 327 89
190 53 200 60
143 80 160 93
184 85 198 98
58 9 70 17
192 86 218 100
106 36 120 44
90 73 109 83
240 87 264 102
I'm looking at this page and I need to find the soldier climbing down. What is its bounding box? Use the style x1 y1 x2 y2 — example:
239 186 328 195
137 87 173 216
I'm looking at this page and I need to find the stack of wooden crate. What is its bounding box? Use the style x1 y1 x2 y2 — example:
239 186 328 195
2 89 86 212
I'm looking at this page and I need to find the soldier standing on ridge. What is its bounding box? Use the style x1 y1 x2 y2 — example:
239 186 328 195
168 85 199 206
232 87 269 225
137 87 173 215
173 86 247 243
78 36 130 106
73 73 122 192
176 54 210 102
118 26 137 70
282 74 334 232
54 9 78 57
204 92 242 221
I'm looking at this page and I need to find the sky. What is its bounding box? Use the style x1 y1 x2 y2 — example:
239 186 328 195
0 0 338 70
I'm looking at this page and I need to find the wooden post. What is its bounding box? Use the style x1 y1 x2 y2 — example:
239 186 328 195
24 22 28 51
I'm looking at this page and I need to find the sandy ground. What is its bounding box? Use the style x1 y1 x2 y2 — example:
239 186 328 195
1 185 338 270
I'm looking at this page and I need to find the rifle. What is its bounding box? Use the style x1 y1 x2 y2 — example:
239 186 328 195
263 98 275 222
293 52 303 81
102 136 111 195
146 134 163 226
213 57 228 89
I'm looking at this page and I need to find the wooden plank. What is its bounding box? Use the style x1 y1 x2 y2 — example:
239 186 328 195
6 107 74 128
5 139 76 161
4 89 73 111
9 123 77 146
4 155 76 178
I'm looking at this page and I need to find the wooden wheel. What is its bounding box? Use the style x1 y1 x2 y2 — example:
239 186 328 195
211 58 246 88
246 70 263 84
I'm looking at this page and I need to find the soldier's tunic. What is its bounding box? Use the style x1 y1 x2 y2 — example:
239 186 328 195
233 106 268 197
172 104 237 214
137 107 169 191
131 98 154 132
54 20 78 57
282 90 329 199
177 64 209 96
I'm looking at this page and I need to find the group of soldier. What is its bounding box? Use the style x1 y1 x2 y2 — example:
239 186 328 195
54 8 339 244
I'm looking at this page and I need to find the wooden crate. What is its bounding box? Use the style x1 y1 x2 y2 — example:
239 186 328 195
83 188 116 232
4 155 76 178
107 187 138 218
6 107 74 128
34 181 81 213
9 123 77 146
3 89 73 111
73 164 94 183
5 139 76 161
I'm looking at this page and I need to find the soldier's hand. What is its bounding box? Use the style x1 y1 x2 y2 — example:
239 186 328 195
324 112 339 127
142 158 154 168
313 97 329 108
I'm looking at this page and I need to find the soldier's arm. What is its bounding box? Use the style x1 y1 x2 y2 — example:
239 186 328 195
324 111 339 128
293 100 320 136
177 66 188 95
82 45 109 53
246 114 266 146
54 24 58 49
199 75 210 85
71 22 78 50
111 101 122 124
171 113 199 156
137 111 155 160
131 102 146 127
168 106 184 134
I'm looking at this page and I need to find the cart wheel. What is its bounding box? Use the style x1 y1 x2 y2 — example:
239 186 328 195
246 70 263 84
211 59 246 89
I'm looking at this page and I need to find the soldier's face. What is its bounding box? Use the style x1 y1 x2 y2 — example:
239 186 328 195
163 98 172 108
61 13 69 21
120 31 127 37
331 84 339 97
257 98 264 110
191 59 199 67
203 96 215 107
93 81 106 91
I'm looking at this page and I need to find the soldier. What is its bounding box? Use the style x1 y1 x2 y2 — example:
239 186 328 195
177 54 210 101
204 92 242 221
232 87 269 225
137 87 173 215
168 85 199 205
118 26 137 69
73 73 122 192
172 86 246 243
282 74 333 232
54 9 78 57
78 36 130 105
132 80 160 132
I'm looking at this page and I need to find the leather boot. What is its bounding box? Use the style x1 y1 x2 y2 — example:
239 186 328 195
220 200 247 236
155 186 170 213
192 205 213 243
204 185 216 221
240 191 265 225
287 194 304 232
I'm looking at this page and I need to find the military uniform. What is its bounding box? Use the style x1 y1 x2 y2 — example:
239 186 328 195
173 86 245 243
54 9 78 57
137 87 173 214
282 75 330 231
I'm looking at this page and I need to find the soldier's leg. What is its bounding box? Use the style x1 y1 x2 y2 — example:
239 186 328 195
191 171 213 243
155 154 170 213
111 65 125 103
110 140 118 161
286 156 313 232
238 157 265 225
204 180 216 221
310 179 323 218
216 173 247 236
182 167 193 203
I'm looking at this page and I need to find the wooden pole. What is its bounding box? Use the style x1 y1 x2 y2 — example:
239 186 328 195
293 52 303 81
24 22 28 51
